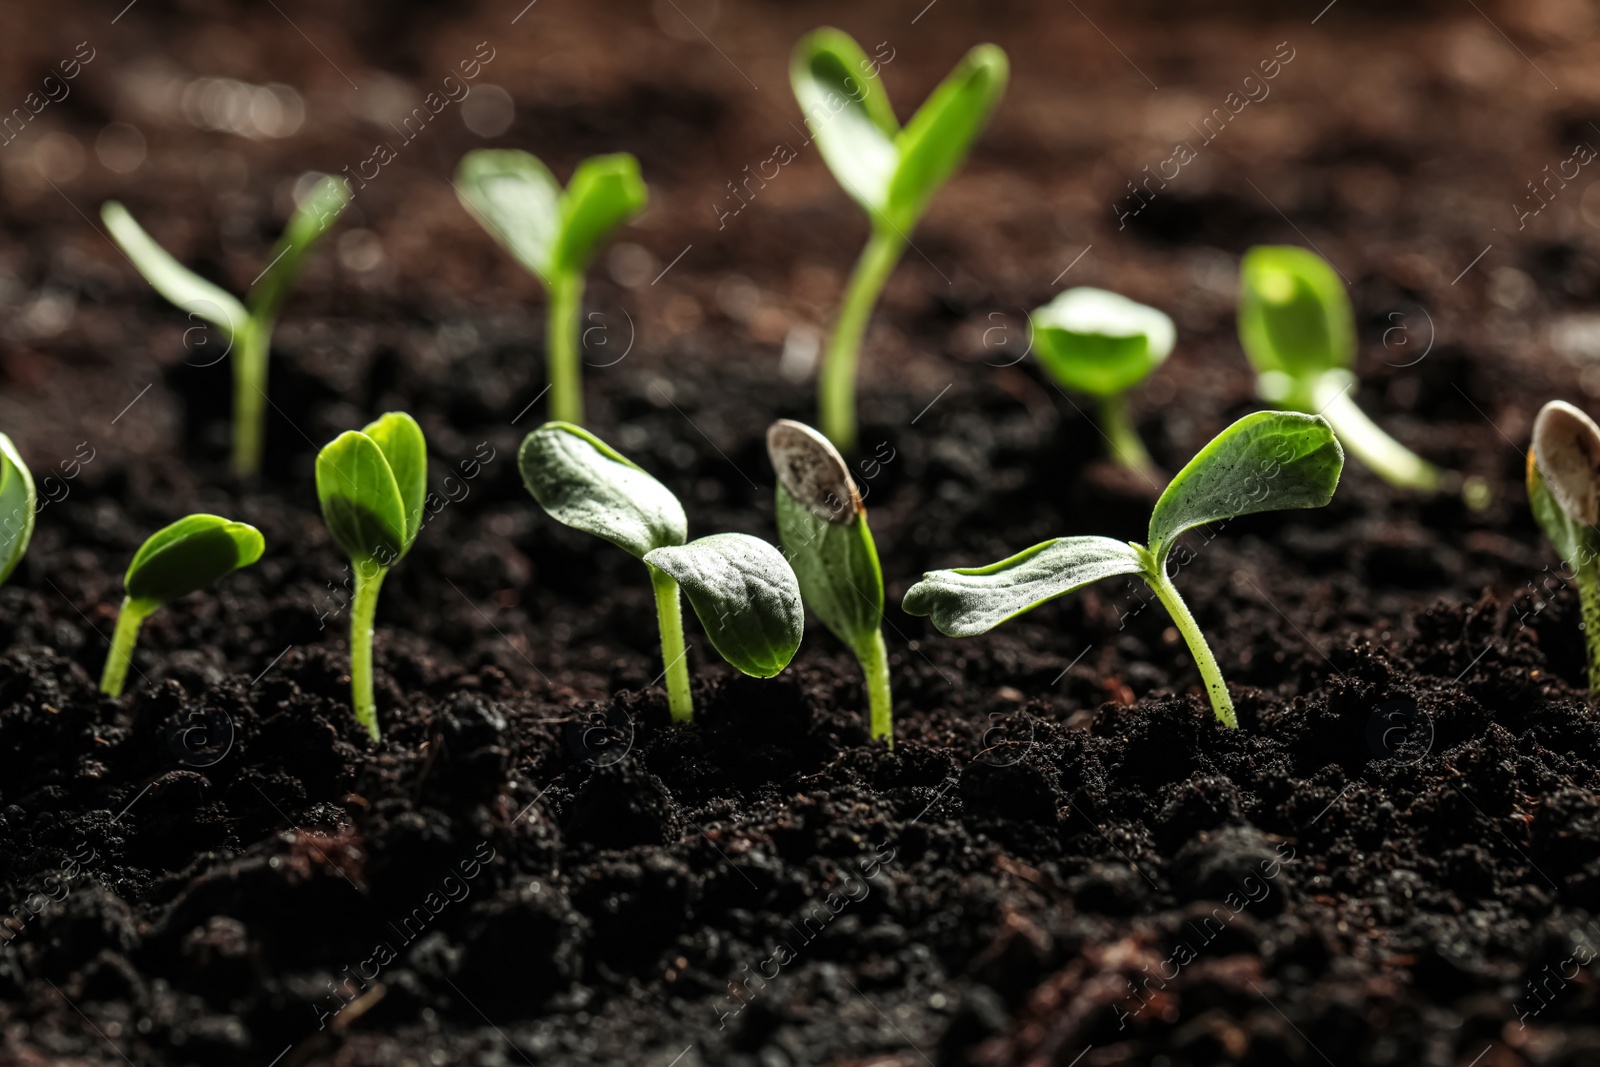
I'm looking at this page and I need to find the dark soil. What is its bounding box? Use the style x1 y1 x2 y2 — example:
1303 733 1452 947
3 0 1600 1064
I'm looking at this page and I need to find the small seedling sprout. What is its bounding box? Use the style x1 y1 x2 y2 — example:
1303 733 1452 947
519 421 802 722
1238 245 1483 506
102 177 351 477
0 434 36 588
792 28 1008 451
99 514 265 697
315 412 427 740
767 419 893 743
1528 400 1600 695
903 411 1344 727
455 151 648 426
1030 288 1175 478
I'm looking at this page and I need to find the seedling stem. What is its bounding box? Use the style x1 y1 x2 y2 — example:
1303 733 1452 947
1141 550 1236 728
1312 374 1441 493
822 228 904 451
350 566 386 740
1100 393 1155 478
549 273 585 425
234 322 270 477
99 597 156 697
859 628 893 741
650 563 694 722
1579 563 1600 693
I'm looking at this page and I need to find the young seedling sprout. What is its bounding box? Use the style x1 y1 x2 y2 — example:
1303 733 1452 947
767 419 892 743
0 434 36 588
904 411 1344 727
99 514 265 697
455 150 648 426
1528 400 1600 694
792 28 1008 451
1030 288 1176 478
519 422 802 723
102 177 351 477
1238 245 1483 506
315 412 427 740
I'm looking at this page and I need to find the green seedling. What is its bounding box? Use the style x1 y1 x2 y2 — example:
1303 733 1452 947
1528 400 1600 695
99 514 265 697
904 411 1344 728
102 177 351 477
1030 287 1176 478
0 434 36 587
767 419 892 743
1238 245 1474 502
520 421 802 723
455 150 648 426
315 412 427 740
792 28 1008 451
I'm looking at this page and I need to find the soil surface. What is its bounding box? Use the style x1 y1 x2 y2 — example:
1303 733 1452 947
4 1 1600 1064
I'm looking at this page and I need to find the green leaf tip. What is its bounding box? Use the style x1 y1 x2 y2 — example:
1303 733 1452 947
1148 410 1343 565
0 433 37 587
1031 287 1175 398
1238 244 1355 386
124 513 265 603
645 533 804 678
518 421 688 559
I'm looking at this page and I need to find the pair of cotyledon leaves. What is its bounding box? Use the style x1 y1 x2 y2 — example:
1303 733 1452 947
120 514 265 608
1237 245 1356 402
792 29 1008 233
1029 288 1176 398
102 175 352 342
519 423 802 678
315 413 428 568
453 151 647 288
903 411 1344 636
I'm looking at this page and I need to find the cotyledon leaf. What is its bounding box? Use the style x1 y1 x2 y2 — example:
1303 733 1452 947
645 533 803 678
519 422 687 559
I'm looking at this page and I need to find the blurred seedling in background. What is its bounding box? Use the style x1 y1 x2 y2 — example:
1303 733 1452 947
0 434 36 589
102 176 351 477
767 419 893 744
520 422 803 723
792 27 1008 451
455 150 648 426
315 412 427 740
100 515 265 697
904 411 1344 728
1237 245 1488 506
1030 287 1175 480
1527 400 1600 696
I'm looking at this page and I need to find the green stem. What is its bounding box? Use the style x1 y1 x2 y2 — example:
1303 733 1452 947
99 597 157 697
1578 561 1600 701
857 628 893 746
548 273 585 425
350 565 387 741
1312 374 1442 494
650 564 693 723
1099 392 1156 477
233 317 269 478
820 227 906 453
1143 562 1237 728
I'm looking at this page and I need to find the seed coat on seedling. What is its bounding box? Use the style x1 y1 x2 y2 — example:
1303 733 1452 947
0 433 36 588
768 419 893 743
1528 399 1600 697
903 410 1345 727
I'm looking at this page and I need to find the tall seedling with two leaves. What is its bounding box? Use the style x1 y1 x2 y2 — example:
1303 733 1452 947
455 151 647 426
520 422 802 722
792 28 1008 451
768 420 893 743
103 177 351 476
99 515 265 697
904 411 1344 728
1527 400 1600 696
315 413 427 740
